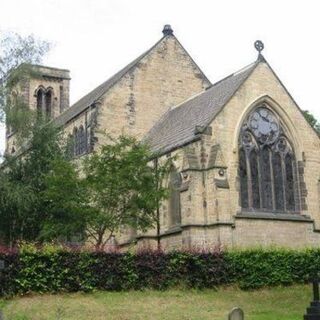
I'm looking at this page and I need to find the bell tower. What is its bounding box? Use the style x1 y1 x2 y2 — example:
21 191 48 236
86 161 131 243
5 64 70 155
29 65 70 119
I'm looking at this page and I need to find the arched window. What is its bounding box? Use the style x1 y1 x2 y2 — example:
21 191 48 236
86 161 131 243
72 125 87 156
36 87 53 119
36 88 45 114
168 168 182 228
239 105 299 213
45 90 52 118
66 133 74 158
73 127 79 156
78 125 87 155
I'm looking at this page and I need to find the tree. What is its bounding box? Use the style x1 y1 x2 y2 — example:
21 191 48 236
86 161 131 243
0 32 171 249
303 110 320 136
82 135 171 250
0 32 82 246
0 159 36 246
0 119 76 246
0 32 50 123
40 157 88 242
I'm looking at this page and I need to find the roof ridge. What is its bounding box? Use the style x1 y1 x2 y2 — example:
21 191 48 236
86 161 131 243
165 60 258 116
206 60 257 89
202 60 259 130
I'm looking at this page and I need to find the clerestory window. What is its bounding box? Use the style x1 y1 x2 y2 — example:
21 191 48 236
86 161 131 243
239 105 300 213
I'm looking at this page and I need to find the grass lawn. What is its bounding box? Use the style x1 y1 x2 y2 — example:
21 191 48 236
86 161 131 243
0 284 312 320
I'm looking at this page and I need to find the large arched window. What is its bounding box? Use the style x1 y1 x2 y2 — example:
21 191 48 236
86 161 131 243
239 105 300 213
168 168 182 228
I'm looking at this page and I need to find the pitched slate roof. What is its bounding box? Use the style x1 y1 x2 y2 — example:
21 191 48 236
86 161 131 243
144 61 258 155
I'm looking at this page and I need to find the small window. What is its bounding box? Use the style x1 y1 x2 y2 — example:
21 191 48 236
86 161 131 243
45 90 52 118
79 125 87 155
168 168 182 227
36 87 53 120
66 133 74 158
74 127 79 156
36 89 44 113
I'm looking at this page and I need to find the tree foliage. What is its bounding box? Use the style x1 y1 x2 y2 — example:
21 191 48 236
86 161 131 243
82 135 171 250
0 131 171 248
0 120 75 246
303 110 320 135
0 32 50 143
0 31 53 245
0 32 170 249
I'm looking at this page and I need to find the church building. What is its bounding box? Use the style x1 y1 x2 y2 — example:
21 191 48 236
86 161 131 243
6 25 320 250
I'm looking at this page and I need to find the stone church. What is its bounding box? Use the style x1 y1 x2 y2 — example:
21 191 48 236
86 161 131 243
6 25 320 250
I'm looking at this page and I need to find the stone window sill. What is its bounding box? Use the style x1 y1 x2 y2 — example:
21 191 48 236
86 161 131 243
235 211 313 222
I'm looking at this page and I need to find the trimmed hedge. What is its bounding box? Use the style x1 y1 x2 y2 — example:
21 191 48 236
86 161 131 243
0 247 320 296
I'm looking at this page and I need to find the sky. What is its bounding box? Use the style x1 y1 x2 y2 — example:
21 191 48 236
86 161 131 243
0 0 320 155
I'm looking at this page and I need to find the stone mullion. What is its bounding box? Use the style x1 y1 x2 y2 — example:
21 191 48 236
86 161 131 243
281 153 287 212
257 151 263 209
292 160 300 212
269 149 276 211
245 149 253 209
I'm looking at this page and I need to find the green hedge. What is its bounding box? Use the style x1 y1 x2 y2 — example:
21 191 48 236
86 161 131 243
0 247 319 296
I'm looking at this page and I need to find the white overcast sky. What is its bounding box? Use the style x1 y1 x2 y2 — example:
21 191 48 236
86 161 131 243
1 0 320 155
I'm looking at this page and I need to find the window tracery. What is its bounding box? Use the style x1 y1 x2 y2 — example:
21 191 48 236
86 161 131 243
239 105 300 213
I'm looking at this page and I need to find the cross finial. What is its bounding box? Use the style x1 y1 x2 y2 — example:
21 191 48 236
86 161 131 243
254 40 265 61
254 40 264 53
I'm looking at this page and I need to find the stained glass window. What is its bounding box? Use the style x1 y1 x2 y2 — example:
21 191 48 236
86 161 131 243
239 105 300 213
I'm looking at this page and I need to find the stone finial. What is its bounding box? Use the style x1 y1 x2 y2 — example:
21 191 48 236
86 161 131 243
254 40 264 53
254 40 266 62
162 24 173 36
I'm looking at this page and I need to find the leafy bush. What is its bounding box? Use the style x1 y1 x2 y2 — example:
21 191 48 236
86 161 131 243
0 246 320 296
